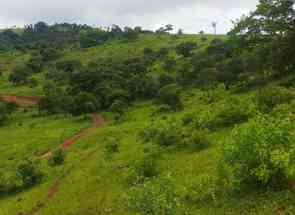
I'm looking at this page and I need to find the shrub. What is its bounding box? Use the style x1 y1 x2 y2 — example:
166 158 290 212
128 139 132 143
158 84 182 110
104 137 120 155
152 104 173 115
48 149 65 166
176 41 198 57
256 86 295 113
70 92 100 116
214 96 256 128
8 65 32 85
110 100 127 114
185 175 217 204
223 114 295 191
182 129 210 151
16 160 42 188
0 173 19 196
128 176 184 215
158 73 174 87
182 113 194 126
141 120 182 147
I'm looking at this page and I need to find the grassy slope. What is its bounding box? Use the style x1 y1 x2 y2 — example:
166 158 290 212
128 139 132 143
1 87 295 215
2 34 293 215
0 34 222 96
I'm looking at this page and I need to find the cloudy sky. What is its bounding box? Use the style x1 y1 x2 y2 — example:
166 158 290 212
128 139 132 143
0 0 259 34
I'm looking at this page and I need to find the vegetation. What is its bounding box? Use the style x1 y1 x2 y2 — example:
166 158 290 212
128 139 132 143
1 0 295 214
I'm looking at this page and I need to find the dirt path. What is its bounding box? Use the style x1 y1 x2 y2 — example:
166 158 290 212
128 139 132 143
0 95 41 107
24 113 106 215
40 114 105 159
1 95 107 215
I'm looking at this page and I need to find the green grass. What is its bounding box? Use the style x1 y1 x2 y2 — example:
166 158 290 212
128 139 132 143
1 34 294 215
1 86 295 215
0 109 91 170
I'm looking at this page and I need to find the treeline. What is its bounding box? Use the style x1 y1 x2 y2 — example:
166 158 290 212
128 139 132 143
6 0 295 117
0 22 172 51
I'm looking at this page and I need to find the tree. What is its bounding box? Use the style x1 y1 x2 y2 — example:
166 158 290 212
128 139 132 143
8 65 32 85
70 92 100 116
158 84 182 109
176 42 198 57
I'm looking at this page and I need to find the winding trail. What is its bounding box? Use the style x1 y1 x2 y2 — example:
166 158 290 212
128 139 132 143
0 95 106 215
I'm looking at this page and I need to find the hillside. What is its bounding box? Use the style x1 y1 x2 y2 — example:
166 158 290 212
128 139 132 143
1 1 295 213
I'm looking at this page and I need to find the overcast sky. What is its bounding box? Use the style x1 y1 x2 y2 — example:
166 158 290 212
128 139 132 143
0 0 259 34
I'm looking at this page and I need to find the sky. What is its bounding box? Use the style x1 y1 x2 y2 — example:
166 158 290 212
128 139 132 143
0 0 259 34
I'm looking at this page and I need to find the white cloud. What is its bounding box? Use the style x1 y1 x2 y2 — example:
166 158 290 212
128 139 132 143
0 0 259 33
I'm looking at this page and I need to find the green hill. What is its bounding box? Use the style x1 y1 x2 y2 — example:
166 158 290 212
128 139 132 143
1 1 295 213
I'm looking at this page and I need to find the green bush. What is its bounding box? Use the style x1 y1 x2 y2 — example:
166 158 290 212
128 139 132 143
128 176 184 215
182 129 210 151
256 86 295 113
48 149 66 166
0 173 19 196
128 154 160 186
182 113 194 126
8 65 33 85
141 120 182 147
70 92 100 116
16 160 42 188
158 84 182 110
110 99 127 114
185 175 217 204
104 137 120 156
223 114 295 191
214 96 256 128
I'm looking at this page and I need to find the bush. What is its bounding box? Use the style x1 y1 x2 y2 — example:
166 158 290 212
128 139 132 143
182 113 194 126
128 152 160 186
223 114 295 191
185 175 217 204
256 86 295 113
16 160 42 188
48 149 65 166
8 65 32 85
214 96 256 128
158 73 174 87
104 137 120 156
158 84 182 110
176 41 198 57
182 129 210 151
128 176 184 215
110 99 127 114
70 92 100 116
141 120 182 147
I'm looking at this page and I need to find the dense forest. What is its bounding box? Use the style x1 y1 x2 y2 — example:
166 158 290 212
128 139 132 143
1 0 295 214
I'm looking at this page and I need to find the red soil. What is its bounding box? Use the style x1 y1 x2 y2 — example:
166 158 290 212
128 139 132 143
24 113 106 215
40 114 105 159
0 95 40 107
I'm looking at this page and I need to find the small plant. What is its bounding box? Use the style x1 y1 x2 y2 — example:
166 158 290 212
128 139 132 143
104 137 120 155
48 149 66 166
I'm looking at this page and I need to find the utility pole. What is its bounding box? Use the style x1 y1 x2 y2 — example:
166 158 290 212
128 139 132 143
212 22 217 35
